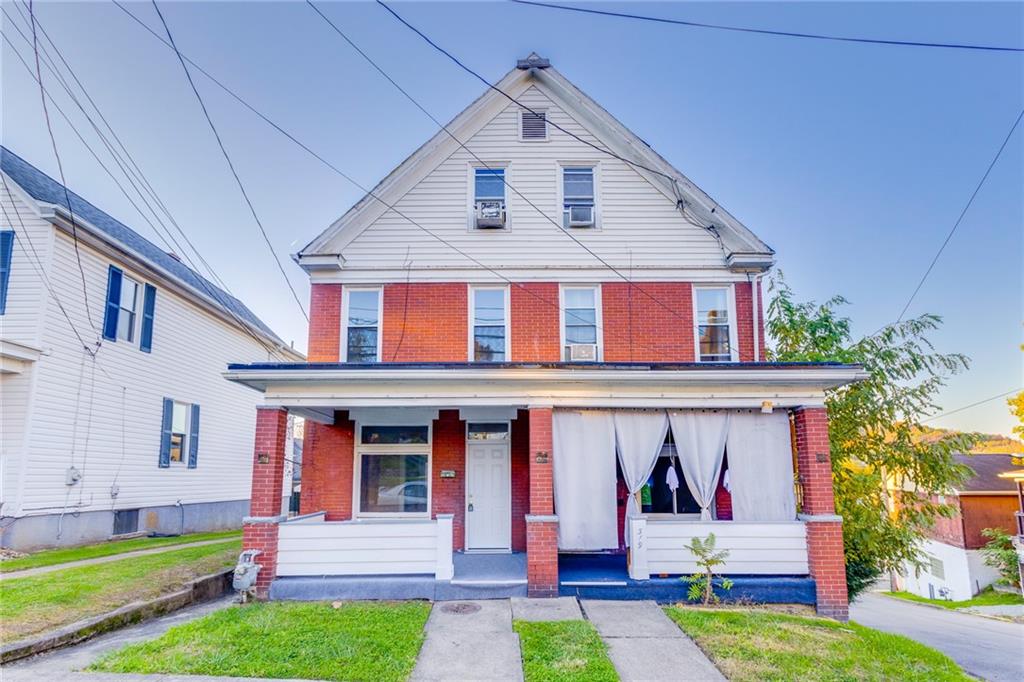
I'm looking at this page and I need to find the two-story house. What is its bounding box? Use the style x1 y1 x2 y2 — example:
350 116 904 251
226 56 865 620
0 146 302 550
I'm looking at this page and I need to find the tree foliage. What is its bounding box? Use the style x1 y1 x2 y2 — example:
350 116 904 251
766 273 977 600
979 527 1021 587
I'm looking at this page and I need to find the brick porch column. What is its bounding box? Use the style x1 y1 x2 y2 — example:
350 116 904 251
242 406 289 599
794 406 849 620
526 406 558 597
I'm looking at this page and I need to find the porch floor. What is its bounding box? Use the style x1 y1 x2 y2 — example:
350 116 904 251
453 552 527 585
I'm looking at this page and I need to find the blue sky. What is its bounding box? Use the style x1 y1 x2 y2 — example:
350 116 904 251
3 1 1022 436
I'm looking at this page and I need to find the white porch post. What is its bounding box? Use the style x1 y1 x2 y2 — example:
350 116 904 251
628 514 650 580
435 514 454 580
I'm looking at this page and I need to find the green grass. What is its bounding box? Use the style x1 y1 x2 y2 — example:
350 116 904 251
514 620 618 682
884 587 1024 610
0 529 241 573
90 601 431 682
0 539 240 643
665 607 969 681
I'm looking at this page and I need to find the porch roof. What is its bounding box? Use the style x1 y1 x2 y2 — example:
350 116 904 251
224 361 866 422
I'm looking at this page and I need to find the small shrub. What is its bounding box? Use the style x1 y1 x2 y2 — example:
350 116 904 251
980 527 1020 587
683 533 734 605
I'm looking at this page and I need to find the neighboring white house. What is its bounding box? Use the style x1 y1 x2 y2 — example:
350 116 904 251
0 146 303 550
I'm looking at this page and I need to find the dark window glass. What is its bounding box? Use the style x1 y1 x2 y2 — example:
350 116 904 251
564 288 597 349
473 289 505 361
696 288 731 361
347 290 379 362
644 451 701 515
474 169 505 199
360 454 428 513
562 167 595 227
468 423 509 440
361 425 429 445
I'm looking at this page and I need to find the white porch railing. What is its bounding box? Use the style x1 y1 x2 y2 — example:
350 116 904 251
627 515 809 580
276 512 454 580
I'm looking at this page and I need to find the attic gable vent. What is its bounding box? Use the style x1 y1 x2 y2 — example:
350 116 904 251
520 111 547 141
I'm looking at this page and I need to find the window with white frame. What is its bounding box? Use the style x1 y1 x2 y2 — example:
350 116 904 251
562 167 595 228
343 289 381 362
563 286 600 361
116 275 140 342
169 401 189 464
473 168 506 228
695 287 733 362
356 425 430 516
470 287 507 362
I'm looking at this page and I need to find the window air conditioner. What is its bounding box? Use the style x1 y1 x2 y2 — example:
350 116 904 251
567 343 598 361
567 204 594 227
475 200 506 228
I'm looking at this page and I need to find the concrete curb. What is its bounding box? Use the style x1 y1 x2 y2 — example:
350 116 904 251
1 569 232 664
873 591 1021 624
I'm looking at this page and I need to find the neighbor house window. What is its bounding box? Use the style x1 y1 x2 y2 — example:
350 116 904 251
103 265 157 350
159 398 199 469
343 288 381 362
562 167 595 228
473 168 506 228
695 287 734 362
116 275 140 342
169 401 189 464
0 230 13 315
470 287 507 362
562 286 600 361
356 424 430 516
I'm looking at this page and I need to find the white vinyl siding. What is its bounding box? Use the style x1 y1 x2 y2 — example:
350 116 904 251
333 86 728 277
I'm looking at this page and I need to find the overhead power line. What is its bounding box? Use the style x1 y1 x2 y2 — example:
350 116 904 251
893 107 1024 324
308 0 741 358
510 0 1024 53
920 388 1022 424
149 0 309 322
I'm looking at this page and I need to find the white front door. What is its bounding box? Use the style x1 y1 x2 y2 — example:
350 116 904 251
466 441 511 551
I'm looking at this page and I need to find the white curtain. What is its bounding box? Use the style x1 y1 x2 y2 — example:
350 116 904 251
613 411 670 542
726 412 797 522
668 410 731 520
553 410 618 550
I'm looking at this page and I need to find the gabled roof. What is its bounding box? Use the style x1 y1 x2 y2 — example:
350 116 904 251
1 146 296 353
954 453 1018 494
298 56 773 271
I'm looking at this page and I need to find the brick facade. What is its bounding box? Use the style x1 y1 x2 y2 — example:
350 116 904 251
509 283 562 361
601 282 694 362
382 283 468 362
431 410 467 550
526 407 558 596
308 284 342 362
511 411 530 551
794 406 849 620
299 412 355 520
242 407 289 598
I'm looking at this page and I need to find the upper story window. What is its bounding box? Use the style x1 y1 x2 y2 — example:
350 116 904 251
562 285 601 361
159 398 199 468
562 167 596 228
520 110 547 141
694 286 735 362
343 288 381 363
470 286 508 362
0 230 13 315
102 265 157 352
473 168 506 229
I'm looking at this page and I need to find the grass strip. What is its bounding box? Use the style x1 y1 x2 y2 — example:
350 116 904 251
884 587 1023 610
665 606 969 681
90 601 431 682
0 529 241 573
514 620 617 682
0 540 240 644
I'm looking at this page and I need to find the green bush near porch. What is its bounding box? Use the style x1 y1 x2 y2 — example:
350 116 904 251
90 601 431 682
665 607 969 681
514 620 618 682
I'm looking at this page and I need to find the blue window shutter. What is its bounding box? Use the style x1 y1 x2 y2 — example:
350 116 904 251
187 404 200 469
0 231 13 315
140 284 157 352
102 265 123 341
159 398 173 468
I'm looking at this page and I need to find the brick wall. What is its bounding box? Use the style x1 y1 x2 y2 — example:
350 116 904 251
299 412 355 520
308 284 342 362
526 519 558 597
526 407 558 597
242 407 288 597
528 408 554 515
714 465 733 520
382 283 468 361
511 411 530 551
929 497 966 548
602 282 694 362
735 281 756 362
510 283 561 361
961 495 1019 549
431 410 467 550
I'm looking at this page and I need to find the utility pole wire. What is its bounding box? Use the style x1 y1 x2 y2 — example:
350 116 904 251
920 388 1022 424
149 0 309 322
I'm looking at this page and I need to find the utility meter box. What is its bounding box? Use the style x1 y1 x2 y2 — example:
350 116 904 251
232 549 262 593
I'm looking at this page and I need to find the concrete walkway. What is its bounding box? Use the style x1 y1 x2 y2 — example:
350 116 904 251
0 539 236 581
411 600 524 682
581 600 725 682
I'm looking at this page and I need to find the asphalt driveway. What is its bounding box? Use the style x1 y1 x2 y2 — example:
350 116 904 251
850 592 1024 681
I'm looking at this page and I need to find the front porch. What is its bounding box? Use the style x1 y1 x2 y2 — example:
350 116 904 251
228 362 863 618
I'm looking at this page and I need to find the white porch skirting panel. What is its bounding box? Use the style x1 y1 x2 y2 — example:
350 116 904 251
628 517 809 579
276 512 454 579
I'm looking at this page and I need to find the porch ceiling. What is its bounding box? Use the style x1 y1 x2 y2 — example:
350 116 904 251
223 362 867 419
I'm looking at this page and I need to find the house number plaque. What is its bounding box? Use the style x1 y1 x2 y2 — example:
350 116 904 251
535 451 549 464
257 453 270 464
440 470 456 479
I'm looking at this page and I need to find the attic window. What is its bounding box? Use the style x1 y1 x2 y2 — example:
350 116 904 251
520 111 547 140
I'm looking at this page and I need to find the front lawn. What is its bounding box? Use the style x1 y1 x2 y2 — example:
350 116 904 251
0 539 240 643
90 601 431 682
0 529 241 573
884 587 1024 610
665 607 969 681
514 620 617 682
